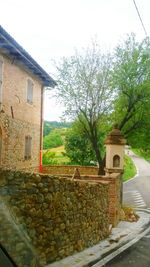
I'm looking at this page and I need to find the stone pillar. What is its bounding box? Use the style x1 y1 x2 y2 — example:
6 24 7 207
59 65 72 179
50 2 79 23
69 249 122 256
104 127 126 175
104 127 126 212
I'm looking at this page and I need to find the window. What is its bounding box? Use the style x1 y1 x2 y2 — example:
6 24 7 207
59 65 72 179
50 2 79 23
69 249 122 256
113 155 120 168
0 127 2 162
24 135 32 160
0 59 3 111
27 79 33 104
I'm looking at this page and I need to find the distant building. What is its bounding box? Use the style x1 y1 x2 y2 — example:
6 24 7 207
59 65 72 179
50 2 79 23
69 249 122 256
0 26 56 171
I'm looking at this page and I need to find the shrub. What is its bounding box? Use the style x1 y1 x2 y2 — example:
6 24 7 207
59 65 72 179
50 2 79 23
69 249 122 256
42 151 58 165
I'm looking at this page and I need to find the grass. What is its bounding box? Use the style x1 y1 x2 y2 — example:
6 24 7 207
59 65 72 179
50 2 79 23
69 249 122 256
43 146 70 165
123 155 137 182
132 148 150 163
49 145 65 153
50 145 70 164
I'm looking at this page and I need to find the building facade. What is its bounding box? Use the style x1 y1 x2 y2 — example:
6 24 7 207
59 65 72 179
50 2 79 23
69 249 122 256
0 26 56 170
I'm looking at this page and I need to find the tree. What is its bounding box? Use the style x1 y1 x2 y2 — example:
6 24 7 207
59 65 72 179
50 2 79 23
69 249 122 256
65 121 97 165
55 43 113 174
43 120 71 137
108 33 150 206
112 34 150 147
43 129 63 149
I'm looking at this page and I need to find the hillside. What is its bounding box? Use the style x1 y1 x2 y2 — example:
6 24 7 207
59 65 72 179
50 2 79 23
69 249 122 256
43 120 71 136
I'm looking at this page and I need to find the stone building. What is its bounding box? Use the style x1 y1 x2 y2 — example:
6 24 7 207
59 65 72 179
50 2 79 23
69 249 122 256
0 26 56 170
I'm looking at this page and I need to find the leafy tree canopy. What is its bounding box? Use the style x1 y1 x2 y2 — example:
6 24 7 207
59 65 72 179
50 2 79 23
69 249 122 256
55 43 113 173
43 120 71 137
53 34 150 170
111 33 150 148
43 129 63 149
65 120 97 165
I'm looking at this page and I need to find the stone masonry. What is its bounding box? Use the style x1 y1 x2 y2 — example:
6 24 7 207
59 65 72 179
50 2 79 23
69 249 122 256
0 53 42 170
0 168 110 266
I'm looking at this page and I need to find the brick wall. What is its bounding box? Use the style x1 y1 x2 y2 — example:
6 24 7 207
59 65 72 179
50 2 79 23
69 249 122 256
42 165 99 175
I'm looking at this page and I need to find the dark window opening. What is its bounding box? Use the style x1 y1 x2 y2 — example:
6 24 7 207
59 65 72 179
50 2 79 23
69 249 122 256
27 79 33 104
24 135 32 160
113 154 120 167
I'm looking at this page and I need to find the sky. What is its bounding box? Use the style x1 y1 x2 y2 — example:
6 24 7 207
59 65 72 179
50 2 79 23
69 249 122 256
1 0 150 121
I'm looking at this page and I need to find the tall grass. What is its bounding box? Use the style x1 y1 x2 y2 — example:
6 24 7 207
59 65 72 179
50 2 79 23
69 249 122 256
123 155 137 181
43 146 70 165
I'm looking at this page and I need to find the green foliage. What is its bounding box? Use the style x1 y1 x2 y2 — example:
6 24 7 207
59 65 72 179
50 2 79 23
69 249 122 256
42 150 58 165
127 129 150 151
44 35 150 168
123 155 137 181
132 148 150 163
43 129 63 149
42 147 70 165
55 43 113 172
65 121 97 165
111 33 150 148
43 120 71 136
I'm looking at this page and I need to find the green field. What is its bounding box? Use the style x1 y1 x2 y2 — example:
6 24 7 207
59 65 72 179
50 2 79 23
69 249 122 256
43 146 70 165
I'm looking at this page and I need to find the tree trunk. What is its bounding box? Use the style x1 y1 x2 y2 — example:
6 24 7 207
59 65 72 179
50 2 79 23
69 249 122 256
91 133 105 175
98 156 105 175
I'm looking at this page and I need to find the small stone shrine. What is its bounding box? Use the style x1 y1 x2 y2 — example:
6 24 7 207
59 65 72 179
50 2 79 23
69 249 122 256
105 126 126 175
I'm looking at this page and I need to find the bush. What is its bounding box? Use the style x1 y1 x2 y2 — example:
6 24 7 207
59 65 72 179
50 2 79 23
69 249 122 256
42 151 58 165
65 126 96 166
43 129 63 149
123 155 136 181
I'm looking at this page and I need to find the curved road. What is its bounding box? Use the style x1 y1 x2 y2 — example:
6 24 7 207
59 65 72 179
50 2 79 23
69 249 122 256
105 151 150 267
123 150 150 209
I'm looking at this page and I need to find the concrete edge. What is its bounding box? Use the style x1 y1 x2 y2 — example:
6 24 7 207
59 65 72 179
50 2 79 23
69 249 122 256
90 225 150 267
87 211 150 267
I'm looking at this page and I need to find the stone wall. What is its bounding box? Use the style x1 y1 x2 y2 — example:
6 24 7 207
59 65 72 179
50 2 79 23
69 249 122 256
0 53 42 170
0 168 110 266
0 113 40 170
42 165 99 175
0 199 42 267
42 164 121 226
78 174 121 226
1 54 42 125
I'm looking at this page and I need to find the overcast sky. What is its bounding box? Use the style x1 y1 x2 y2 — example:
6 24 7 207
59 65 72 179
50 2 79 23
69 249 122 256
1 0 150 121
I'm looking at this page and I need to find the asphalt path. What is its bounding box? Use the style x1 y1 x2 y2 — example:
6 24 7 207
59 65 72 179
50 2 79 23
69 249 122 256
105 230 150 267
123 150 150 209
104 150 150 267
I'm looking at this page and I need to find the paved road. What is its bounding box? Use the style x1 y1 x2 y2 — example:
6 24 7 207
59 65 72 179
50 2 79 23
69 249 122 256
123 150 150 209
105 230 150 267
104 151 150 267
